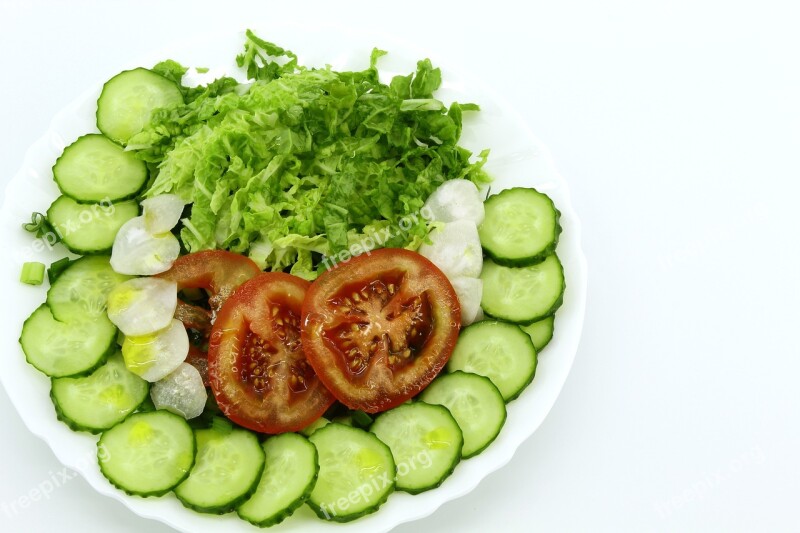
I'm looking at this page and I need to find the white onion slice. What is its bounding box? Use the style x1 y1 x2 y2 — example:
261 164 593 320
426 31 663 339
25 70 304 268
419 220 483 279
141 194 185 235
111 216 180 275
150 363 207 420
121 319 189 382
423 179 485 225
450 277 483 325
107 278 178 336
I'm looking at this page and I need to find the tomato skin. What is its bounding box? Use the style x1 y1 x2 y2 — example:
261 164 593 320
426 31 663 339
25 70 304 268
158 250 262 379
157 250 262 318
301 248 461 413
209 272 335 434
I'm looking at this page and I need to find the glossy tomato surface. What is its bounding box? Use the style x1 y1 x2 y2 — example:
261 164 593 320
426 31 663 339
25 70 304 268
158 250 262 331
208 272 335 433
302 248 461 413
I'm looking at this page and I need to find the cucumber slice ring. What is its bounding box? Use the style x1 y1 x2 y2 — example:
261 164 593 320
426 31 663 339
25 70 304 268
480 255 565 324
53 134 148 203
174 425 265 514
370 402 463 494
446 320 537 401
479 187 561 266
98 411 196 497
420 372 507 458
237 433 319 527
307 423 396 522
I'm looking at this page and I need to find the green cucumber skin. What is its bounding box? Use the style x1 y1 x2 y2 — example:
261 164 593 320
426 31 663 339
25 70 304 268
483 295 564 326
306 484 396 523
96 68 184 146
46 196 139 256
175 429 266 515
451 320 538 402
523 315 555 352
371 402 464 495
237 436 320 528
481 257 566 326
176 472 264 515
98 412 197 498
52 133 148 204
50 379 148 434
480 188 562 267
239 476 317 528
421 371 507 459
306 423 397 523
19 304 116 379
21 335 114 380
176 467 265 515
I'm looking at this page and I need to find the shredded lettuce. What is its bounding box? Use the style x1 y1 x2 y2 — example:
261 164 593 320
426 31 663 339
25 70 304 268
130 30 490 279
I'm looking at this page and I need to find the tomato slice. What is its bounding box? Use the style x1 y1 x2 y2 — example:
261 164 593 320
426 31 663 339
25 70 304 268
208 272 336 433
158 250 262 329
158 250 262 379
301 248 461 413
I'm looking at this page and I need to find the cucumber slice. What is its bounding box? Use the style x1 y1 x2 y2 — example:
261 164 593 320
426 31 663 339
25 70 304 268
97 68 184 145
299 417 330 437
370 402 462 493
53 134 148 202
237 433 319 527
480 255 565 324
420 372 507 458
174 423 265 513
478 187 561 266
447 320 537 401
20 304 116 378
47 196 139 255
51 352 149 433
307 424 396 522
46 256 131 323
522 315 555 352
98 410 195 497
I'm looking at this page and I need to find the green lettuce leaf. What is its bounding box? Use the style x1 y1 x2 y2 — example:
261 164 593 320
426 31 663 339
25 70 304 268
133 31 490 279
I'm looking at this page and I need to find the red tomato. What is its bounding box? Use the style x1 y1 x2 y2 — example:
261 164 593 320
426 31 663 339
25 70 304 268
301 248 461 413
158 250 262 328
158 250 262 379
208 272 336 433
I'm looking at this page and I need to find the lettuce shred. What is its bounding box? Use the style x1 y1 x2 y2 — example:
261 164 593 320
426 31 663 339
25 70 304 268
130 30 490 279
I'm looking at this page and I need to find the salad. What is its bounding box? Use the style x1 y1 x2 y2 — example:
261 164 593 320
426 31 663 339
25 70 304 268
17 30 566 527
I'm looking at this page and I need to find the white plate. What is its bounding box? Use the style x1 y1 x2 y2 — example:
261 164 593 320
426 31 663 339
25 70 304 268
0 24 586 533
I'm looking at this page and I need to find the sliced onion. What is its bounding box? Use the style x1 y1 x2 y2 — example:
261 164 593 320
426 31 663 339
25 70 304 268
150 363 207 420
107 278 178 336
141 194 185 235
450 277 483 325
419 220 483 279
111 216 180 275
121 319 189 382
423 179 485 225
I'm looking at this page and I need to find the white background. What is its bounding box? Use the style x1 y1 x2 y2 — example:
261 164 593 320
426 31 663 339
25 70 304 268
1 0 799 532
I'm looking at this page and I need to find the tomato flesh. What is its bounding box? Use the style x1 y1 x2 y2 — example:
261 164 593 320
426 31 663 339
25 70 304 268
302 248 461 413
158 250 262 329
158 250 262 378
209 272 335 433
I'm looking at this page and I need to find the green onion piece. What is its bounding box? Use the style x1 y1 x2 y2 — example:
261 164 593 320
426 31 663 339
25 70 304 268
20 262 45 285
210 416 233 435
350 410 374 427
47 257 76 284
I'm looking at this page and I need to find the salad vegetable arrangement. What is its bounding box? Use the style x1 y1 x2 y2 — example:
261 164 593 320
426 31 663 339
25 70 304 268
17 31 566 527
